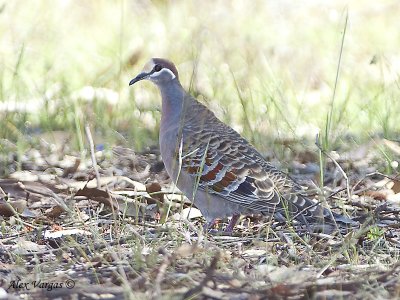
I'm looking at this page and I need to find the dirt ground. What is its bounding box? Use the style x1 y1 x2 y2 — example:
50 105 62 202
0 137 399 299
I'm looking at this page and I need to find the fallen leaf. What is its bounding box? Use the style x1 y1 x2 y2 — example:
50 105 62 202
146 182 164 202
383 139 400 155
315 290 353 298
242 249 267 258
364 190 388 201
76 186 158 218
75 186 110 199
67 176 147 190
0 199 27 217
172 207 202 221
12 239 47 254
174 243 197 258
62 157 81 177
44 229 92 239
0 288 7 299
202 286 225 299
391 180 400 194
114 199 158 218
9 171 38 181
45 205 66 218
387 193 400 204
269 283 294 297
20 208 37 218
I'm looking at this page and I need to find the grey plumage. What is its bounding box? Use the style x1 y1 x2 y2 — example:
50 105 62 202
129 58 358 232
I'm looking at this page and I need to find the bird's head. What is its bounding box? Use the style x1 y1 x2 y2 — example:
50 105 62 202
129 58 179 86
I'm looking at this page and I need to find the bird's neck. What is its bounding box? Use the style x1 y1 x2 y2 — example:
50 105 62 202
157 80 186 128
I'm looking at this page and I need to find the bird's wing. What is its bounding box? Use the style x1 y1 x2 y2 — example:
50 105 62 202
180 116 318 218
175 96 357 228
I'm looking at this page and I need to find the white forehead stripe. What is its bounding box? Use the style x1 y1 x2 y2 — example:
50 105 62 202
150 68 176 79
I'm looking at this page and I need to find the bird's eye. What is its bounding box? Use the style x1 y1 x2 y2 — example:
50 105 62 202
154 64 162 72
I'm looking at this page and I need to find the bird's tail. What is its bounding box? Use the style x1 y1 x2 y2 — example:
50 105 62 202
279 194 359 233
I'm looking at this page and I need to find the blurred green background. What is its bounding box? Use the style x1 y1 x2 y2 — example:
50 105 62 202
1 0 399 160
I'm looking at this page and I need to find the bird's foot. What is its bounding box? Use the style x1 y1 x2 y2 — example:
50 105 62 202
203 219 218 233
224 214 240 233
202 215 240 235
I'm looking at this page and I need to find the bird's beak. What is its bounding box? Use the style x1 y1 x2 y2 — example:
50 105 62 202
129 72 151 86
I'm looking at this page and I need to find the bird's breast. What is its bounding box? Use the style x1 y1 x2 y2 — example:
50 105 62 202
159 125 180 179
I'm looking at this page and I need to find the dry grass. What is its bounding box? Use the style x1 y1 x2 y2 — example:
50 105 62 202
1 141 399 299
1 1 400 299
1 1 400 151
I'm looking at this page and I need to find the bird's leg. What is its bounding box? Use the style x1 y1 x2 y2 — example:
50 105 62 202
225 214 240 233
203 219 217 232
